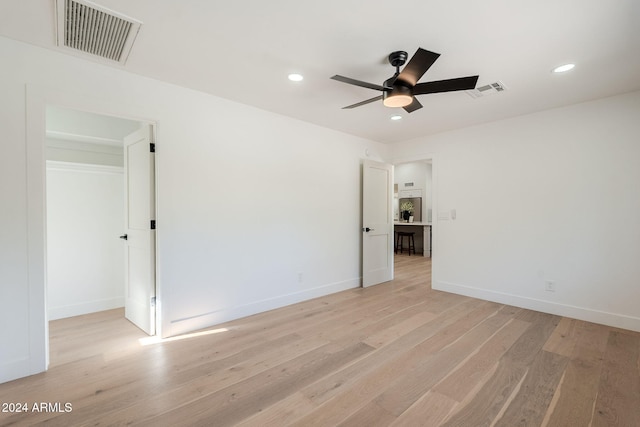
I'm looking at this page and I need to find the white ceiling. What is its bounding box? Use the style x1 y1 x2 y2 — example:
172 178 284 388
2 0 640 144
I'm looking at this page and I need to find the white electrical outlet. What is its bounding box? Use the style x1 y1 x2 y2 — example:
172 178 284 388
298 273 303 283
545 281 556 292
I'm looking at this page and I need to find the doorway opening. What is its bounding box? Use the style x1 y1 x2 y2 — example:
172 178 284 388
393 158 434 284
45 106 156 366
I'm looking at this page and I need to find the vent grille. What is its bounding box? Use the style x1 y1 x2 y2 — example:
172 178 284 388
56 0 141 64
467 81 508 98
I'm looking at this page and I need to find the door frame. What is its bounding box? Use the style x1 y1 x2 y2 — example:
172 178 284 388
391 153 437 270
25 85 161 373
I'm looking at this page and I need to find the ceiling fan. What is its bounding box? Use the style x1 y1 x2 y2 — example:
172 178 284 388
331 48 479 113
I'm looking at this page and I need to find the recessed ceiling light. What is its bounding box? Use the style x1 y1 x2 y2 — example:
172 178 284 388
288 73 304 82
552 63 575 73
390 115 403 121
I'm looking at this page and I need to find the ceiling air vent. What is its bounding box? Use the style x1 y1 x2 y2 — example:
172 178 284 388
467 81 508 99
55 0 142 64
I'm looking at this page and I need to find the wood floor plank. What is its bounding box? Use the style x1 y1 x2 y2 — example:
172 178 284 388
591 330 640 427
337 401 396 427
542 320 609 427
141 342 375 427
493 350 569 426
542 317 579 357
298 298 482 407
363 310 438 349
289 300 491 426
76 334 332 426
389 391 458 427
441 311 560 427
49 308 148 366
373 305 515 417
433 317 530 402
234 392 315 427
2 255 639 427
292 302 508 426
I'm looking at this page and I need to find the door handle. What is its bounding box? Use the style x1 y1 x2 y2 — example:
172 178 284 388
363 227 375 232
119 234 128 240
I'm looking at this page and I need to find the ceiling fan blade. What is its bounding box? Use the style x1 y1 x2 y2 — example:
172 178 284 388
413 76 479 95
342 95 383 109
331 75 387 91
403 97 423 113
396 48 440 87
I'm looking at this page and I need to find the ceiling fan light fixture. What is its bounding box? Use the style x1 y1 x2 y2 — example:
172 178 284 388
383 86 413 108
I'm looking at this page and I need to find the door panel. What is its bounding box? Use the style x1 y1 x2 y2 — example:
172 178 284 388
123 125 156 335
362 160 393 287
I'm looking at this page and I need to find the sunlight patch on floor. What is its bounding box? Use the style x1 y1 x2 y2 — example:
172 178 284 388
139 327 229 345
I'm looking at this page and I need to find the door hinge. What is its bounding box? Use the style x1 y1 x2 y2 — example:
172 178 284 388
150 143 156 153
150 220 156 229
151 296 156 307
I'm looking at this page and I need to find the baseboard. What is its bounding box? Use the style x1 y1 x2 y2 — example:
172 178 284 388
435 280 640 332
48 297 124 320
167 278 361 337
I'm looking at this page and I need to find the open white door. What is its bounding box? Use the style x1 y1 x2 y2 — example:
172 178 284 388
362 159 394 287
123 124 156 335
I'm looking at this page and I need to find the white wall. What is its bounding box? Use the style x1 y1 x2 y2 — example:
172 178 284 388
395 161 432 221
46 138 124 166
46 162 125 320
392 90 640 331
0 36 390 383
46 106 140 143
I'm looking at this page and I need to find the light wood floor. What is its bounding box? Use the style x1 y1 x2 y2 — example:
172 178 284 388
1 255 639 426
